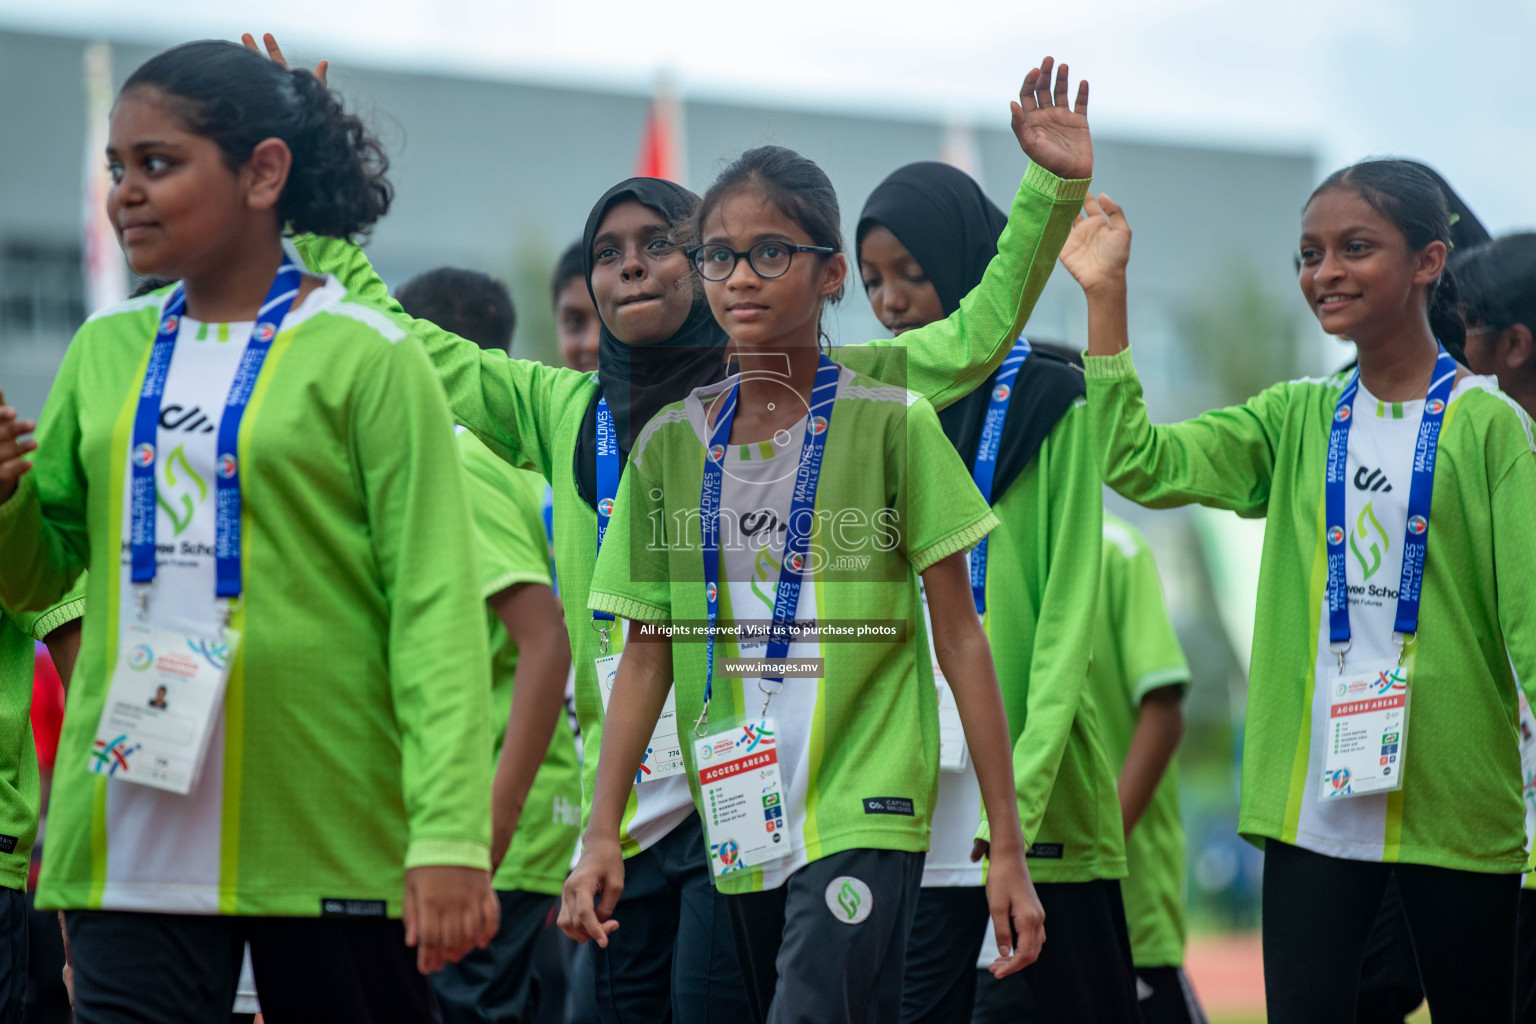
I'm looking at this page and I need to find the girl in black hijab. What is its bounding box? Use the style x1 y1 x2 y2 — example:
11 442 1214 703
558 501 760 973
858 162 1144 1024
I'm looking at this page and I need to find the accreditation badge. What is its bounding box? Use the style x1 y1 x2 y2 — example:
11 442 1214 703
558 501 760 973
920 583 970 772
1320 661 1409 801
94 616 236 795
693 717 792 878
596 649 685 782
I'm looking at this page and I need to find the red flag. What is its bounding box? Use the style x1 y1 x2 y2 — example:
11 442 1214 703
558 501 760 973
634 76 685 186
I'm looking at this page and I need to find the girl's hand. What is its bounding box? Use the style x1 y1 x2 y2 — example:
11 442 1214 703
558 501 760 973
1011 56 1091 181
240 31 328 85
403 865 499 974
559 838 625 946
982 842 1046 978
1059 193 1132 293
0 390 37 507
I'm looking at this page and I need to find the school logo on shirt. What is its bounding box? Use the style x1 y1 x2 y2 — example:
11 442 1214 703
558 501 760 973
1407 515 1427 535
132 443 156 468
825 876 873 925
1352 466 1393 493
159 404 217 435
156 445 208 537
1349 503 1388 579
991 383 1011 402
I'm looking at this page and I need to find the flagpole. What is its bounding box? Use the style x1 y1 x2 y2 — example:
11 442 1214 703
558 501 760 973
82 41 126 314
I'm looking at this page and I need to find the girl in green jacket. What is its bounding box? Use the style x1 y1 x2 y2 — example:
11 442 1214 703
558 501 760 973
0 39 497 1024
1063 160 1536 1024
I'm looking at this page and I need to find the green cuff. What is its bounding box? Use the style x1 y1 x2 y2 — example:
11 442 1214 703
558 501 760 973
910 511 1000 574
405 838 491 872
1130 667 1192 705
588 591 670 623
1021 162 1093 202
29 598 85 642
1082 346 1138 380
481 569 551 602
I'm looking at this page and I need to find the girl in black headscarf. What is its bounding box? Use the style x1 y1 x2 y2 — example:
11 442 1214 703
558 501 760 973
858 162 1144 1024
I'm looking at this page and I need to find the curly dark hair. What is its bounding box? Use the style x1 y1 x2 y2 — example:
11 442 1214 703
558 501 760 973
122 40 392 239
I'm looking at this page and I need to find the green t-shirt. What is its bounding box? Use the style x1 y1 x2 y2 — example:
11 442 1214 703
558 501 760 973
0 581 86 890
1086 347 1536 873
458 431 582 896
588 368 997 893
293 161 1089 859
0 281 493 916
1089 514 1191 967
973 402 1126 884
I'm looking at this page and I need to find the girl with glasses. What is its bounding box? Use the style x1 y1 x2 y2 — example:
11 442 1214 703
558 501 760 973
571 59 1089 1022
284 40 1092 1022
1062 160 1536 1024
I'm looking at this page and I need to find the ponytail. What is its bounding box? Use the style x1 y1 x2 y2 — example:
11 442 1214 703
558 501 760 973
1428 271 1466 363
122 40 392 239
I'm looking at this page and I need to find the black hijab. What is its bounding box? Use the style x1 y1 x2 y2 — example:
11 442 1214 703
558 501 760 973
574 178 730 508
857 162 1083 497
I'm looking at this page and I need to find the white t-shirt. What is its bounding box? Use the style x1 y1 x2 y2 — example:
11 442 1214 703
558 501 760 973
718 404 823 891
103 279 344 912
1293 379 1473 861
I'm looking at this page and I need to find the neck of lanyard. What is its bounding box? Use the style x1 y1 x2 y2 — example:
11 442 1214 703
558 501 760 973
592 398 620 650
1324 343 1457 669
697 354 839 732
966 336 1030 615
130 258 302 613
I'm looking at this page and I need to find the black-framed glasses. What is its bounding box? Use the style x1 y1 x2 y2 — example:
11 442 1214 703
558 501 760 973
687 240 836 282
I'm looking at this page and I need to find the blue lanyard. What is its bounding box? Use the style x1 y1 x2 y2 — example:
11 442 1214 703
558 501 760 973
699 355 839 721
1324 344 1457 666
130 258 301 601
966 336 1030 615
593 397 620 623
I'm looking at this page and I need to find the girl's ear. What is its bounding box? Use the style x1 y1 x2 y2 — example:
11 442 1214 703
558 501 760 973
1413 239 1448 289
243 137 293 215
1504 323 1534 371
818 252 848 300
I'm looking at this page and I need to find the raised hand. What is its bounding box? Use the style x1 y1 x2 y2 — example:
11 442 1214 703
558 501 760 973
1059 193 1132 294
240 32 328 86
1011 56 1091 181
0 390 37 507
